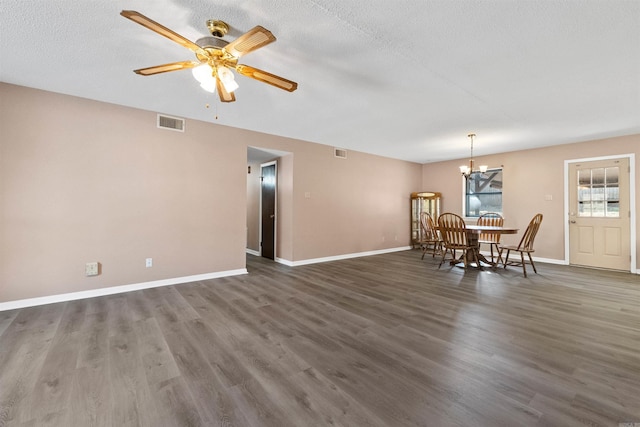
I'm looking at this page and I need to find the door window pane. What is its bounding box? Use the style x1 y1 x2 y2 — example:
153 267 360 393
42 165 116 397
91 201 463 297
607 201 620 217
592 168 605 185
578 201 591 216
592 186 605 201
578 170 591 186
592 201 605 217
578 186 591 201
576 166 619 217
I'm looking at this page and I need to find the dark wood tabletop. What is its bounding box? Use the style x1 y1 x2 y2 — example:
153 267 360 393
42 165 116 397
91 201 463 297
464 225 519 234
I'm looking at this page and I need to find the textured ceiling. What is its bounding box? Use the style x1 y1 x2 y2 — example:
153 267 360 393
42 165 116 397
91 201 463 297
1 0 639 163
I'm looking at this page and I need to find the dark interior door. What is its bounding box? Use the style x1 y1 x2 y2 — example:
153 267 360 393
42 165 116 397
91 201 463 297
261 163 276 259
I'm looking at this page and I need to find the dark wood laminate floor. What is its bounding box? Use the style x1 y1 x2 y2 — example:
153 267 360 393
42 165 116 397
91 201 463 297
1 251 639 426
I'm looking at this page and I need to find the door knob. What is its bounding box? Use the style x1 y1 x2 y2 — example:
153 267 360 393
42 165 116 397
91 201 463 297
270 214 275 219
570 220 576 223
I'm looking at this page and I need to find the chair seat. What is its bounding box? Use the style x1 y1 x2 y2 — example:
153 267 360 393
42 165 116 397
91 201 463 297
447 243 470 250
499 244 534 253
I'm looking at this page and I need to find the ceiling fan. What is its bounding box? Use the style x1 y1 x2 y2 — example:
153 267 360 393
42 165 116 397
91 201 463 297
120 10 298 103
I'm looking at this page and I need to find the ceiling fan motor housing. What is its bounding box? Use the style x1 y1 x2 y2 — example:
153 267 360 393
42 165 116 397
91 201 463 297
195 36 230 63
195 36 229 50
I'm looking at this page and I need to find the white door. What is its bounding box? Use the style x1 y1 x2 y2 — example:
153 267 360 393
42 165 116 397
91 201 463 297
568 158 630 270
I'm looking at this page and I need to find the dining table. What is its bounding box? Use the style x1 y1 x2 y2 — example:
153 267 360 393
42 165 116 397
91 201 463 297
454 224 519 269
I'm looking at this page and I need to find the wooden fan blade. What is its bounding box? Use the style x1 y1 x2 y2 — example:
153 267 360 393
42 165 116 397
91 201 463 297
121 10 207 57
224 26 276 58
133 60 201 76
235 64 298 92
216 78 236 102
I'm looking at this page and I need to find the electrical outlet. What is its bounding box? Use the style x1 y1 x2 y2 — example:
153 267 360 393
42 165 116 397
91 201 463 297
145 258 153 268
85 262 99 276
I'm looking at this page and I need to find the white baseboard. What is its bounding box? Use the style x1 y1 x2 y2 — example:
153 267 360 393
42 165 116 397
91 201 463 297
528 256 568 265
275 246 412 267
0 268 248 312
245 248 260 256
481 250 568 266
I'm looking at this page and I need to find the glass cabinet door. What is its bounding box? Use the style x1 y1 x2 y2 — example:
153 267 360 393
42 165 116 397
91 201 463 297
410 192 441 247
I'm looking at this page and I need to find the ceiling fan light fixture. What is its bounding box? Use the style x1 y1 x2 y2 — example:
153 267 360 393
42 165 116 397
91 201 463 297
217 65 239 93
200 80 217 93
192 63 218 92
192 63 213 83
222 79 239 93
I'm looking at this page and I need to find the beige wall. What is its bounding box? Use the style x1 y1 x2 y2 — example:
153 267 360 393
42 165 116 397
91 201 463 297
243 138 423 261
422 134 640 269
1 83 248 302
1 83 422 303
289 147 421 260
276 154 295 261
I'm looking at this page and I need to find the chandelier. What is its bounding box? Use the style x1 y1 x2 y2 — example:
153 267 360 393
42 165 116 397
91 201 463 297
459 133 487 179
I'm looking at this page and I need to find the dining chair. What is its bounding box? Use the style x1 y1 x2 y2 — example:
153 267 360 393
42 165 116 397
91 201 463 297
499 213 543 277
437 213 478 269
418 212 442 259
477 212 504 264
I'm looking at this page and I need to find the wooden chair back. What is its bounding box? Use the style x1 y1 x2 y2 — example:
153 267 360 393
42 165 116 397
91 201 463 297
477 212 504 243
419 212 439 241
437 213 468 249
517 213 543 252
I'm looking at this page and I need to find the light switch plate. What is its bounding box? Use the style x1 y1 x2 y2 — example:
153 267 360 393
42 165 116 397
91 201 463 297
85 262 99 276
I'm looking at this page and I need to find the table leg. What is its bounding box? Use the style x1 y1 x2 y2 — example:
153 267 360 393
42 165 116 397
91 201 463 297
465 233 496 269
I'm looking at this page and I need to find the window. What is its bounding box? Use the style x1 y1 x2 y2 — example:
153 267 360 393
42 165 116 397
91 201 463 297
577 166 619 217
464 168 503 217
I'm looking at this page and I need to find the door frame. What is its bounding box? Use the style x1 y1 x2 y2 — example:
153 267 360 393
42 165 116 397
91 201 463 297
260 160 277 258
563 153 636 273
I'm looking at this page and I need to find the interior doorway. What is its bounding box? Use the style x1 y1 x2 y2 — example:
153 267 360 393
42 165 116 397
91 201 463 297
566 156 634 271
246 146 291 263
260 161 277 259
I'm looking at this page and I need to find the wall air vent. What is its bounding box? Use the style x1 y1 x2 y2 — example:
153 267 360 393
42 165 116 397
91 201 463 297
157 114 185 132
334 148 348 159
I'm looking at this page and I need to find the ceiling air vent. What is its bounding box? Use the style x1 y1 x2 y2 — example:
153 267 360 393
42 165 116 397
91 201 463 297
334 148 348 159
157 114 185 132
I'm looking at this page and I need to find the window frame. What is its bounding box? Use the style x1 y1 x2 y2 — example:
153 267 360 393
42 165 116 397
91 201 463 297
462 167 503 218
